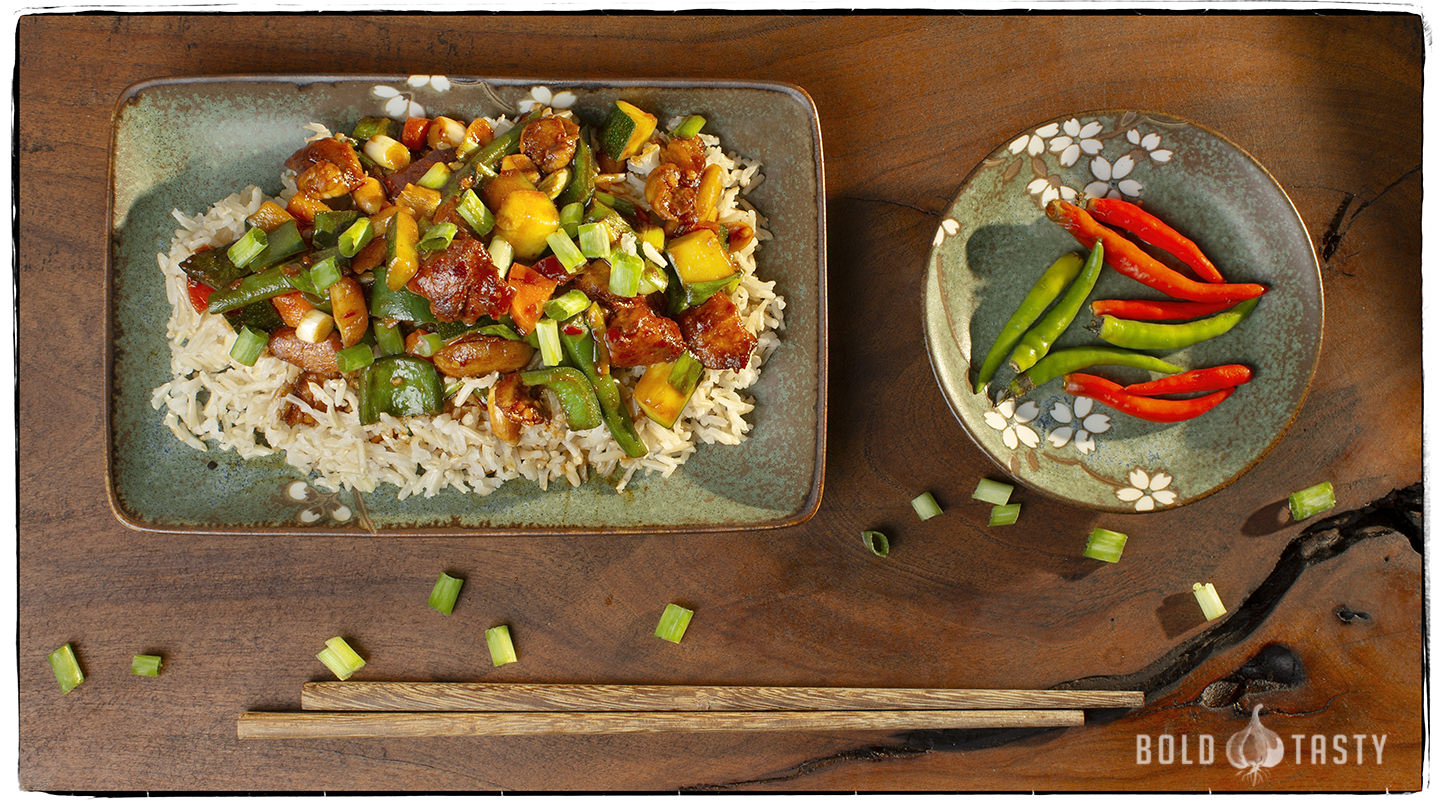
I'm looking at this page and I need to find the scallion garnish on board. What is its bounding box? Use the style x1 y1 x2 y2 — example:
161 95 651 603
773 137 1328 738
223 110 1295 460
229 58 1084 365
131 654 163 677
1192 583 1227 621
911 491 942 520
1288 481 1335 521
1082 528 1128 563
48 644 84 694
655 604 694 644
989 503 1021 527
972 478 1013 505
487 625 518 666
316 636 366 681
428 572 464 616
861 530 890 558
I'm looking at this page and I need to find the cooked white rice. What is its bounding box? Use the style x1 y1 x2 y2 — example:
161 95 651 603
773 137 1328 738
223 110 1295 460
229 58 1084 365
151 114 785 498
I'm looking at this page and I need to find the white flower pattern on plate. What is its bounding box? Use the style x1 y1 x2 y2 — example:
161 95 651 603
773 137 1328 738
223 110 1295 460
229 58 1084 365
1127 129 1173 163
1048 118 1104 167
518 85 578 113
1026 174 1079 207
1008 122 1060 156
983 399 1041 450
372 83 426 119
933 217 959 246
1115 469 1177 512
1084 154 1142 199
1046 396 1111 454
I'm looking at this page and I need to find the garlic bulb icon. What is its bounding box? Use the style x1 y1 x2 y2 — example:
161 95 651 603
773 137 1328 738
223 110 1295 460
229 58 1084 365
1226 704 1285 782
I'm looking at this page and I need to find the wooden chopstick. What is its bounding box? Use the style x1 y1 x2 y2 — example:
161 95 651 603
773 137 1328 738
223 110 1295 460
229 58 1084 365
301 682 1144 712
238 709 1086 739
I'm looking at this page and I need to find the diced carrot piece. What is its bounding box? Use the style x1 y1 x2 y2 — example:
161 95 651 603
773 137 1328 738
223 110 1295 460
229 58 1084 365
506 262 559 334
186 277 214 314
249 201 294 232
271 291 314 327
286 193 331 224
401 117 431 150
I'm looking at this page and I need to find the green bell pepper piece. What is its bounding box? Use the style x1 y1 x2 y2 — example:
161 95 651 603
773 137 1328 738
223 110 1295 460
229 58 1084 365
358 356 444 424
558 321 647 457
519 367 603 431
369 263 435 323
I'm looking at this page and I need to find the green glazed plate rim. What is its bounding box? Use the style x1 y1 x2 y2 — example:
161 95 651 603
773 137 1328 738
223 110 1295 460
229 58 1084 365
104 74 828 535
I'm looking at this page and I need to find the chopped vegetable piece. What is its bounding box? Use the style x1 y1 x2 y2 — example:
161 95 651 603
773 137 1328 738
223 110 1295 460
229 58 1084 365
385 208 421 290
418 222 459 253
373 321 404 357
989 504 1022 527
559 326 649 457
1082 528 1128 563
520 367 604 430
535 317 563 366
295 309 335 344
352 117 392 140
545 289 592 321
578 221 611 258
1193 583 1227 621
489 236 514 277
48 644 84 693
310 255 343 293
358 356 444 424
1288 481 1336 521
634 353 702 428
486 625 518 666
338 218 375 258
364 134 410 170
673 114 706 138
336 344 375 373
226 226 268 267
131 654 163 677
428 572 465 615
972 478 1013 505
229 326 268 366
1009 241 1104 374
547 229 586 272
608 251 644 298
638 263 669 294
248 219 307 268
457 189 495 237
316 636 366 680
601 100 658 160
417 161 452 190
654 603 693 644
537 167 572 200
666 228 734 284
370 262 435 322
312 210 361 249
559 201 584 232
427 115 466 149
911 491 942 520
861 530 890 558
413 333 444 357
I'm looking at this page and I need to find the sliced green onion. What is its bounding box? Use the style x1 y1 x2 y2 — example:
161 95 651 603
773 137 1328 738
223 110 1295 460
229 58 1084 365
418 222 459 253
654 603 694 644
477 323 523 341
1083 528 1128 563
861 530 889 558
413 332 445 357
488 236 514 278
373 321 404 357
486 625 518 666
545 289 591 321
1193 582 1226 621
336 344 375 373
352 116 392 140
457 189 495 237
594 191 637 218
338 218 375 258
972 478 1013 505
667 351 704 392
311 210 360 249
428 572 464 615
559 201 584 237
535 317 563 366
608 251 643 297
229 326 267 366
226 226 268 267
48 644 84 694
131 654 163 677
989 503 1021 527
577 221 611 259
310 255 342 292
637 262 669 294
673 114 706 138
911 491 942 520
316 636 365 681
417 161 452 190
1288 481 1335 521
546 229 586 272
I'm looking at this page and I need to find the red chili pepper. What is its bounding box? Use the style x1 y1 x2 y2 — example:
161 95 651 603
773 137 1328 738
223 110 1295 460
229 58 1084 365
1090 299 1235 321
1123 364 1253 396
1063 372 1234 422
185 277 214 314
401 117 432 150
1046 201 1266 303
1086 197 1225 283
531 254 570 281
562 323 585 336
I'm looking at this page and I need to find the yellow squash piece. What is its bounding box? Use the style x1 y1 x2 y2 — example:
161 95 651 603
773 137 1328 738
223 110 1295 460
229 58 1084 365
634 361 695 429
385 208 420 290
666 228 735 284
601 101 658 161
495 189 561 261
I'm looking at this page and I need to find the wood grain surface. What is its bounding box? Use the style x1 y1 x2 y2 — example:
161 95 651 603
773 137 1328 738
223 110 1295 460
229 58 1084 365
17 12 1423 792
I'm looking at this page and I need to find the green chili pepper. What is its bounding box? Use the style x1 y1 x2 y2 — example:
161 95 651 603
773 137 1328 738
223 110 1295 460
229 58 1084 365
369 263 435 323
554 131 596 209
1009 240 1105 374
1096 297 1260 351
206 265 296 314
519 367 603 431
358 356 444 424
558 323 648 457
180 247 249 290
442 110 542 199
1006 347 1183 398
972 252 1086 394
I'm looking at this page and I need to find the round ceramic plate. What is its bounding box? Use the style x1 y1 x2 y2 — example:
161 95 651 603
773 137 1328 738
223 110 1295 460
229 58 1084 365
923 110 1322 512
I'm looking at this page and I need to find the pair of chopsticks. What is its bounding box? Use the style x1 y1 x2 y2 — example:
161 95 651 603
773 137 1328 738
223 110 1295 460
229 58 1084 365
237 683 1144 739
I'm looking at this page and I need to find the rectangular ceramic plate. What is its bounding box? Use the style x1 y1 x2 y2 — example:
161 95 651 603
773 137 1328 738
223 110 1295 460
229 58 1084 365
106 76 826 534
